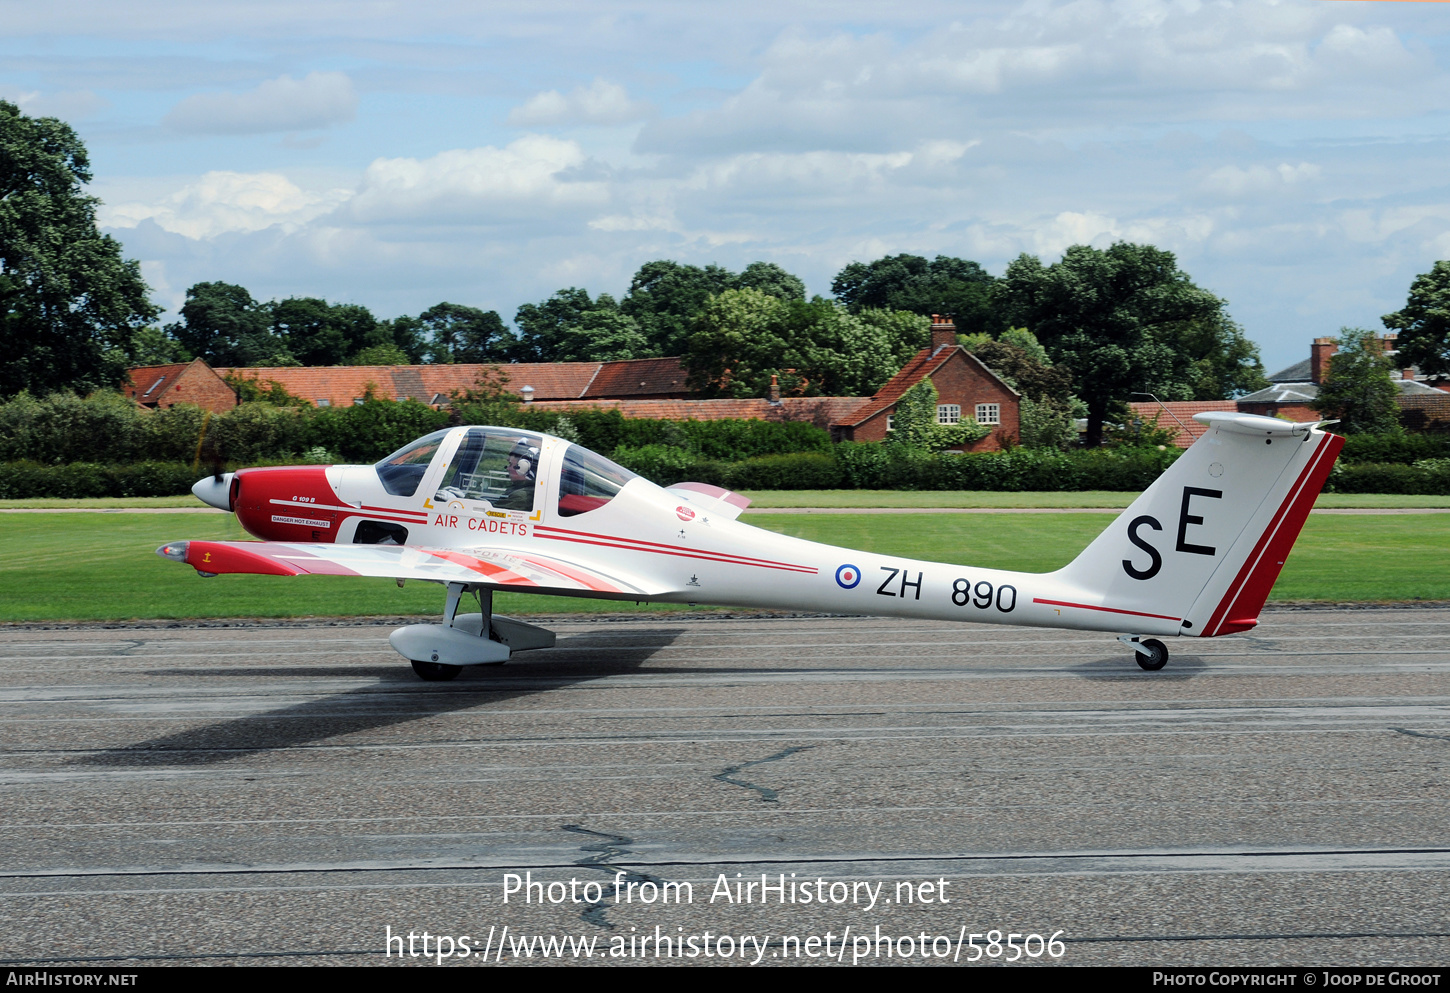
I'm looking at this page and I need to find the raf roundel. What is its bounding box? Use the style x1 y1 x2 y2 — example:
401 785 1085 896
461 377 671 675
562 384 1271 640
835 564 861 590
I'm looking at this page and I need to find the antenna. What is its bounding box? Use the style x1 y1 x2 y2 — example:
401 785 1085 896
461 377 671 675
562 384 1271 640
1129 392 1193 437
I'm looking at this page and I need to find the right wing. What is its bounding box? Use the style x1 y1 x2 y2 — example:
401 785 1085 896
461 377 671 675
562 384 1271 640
157 539 671 597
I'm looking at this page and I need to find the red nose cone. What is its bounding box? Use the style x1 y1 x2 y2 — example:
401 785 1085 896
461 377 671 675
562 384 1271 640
232 465 341 542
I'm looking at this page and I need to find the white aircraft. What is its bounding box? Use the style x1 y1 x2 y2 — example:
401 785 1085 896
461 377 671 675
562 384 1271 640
163 412 1343 681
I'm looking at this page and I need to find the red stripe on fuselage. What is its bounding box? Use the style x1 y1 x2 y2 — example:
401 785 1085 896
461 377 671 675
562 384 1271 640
1032 598 1181 622
534 524 817 574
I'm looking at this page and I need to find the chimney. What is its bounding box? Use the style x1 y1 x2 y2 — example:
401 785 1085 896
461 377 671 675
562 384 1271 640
520 384 535 404
930 314 957 354
1310 338 1336 385
768 374 781 405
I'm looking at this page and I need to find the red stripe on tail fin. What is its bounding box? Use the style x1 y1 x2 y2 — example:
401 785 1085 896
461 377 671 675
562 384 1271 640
1203 432 1344 636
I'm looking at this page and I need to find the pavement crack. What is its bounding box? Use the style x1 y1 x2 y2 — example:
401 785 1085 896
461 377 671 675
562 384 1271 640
1392 727 1450 743
714 745 813 803
561 824 664 930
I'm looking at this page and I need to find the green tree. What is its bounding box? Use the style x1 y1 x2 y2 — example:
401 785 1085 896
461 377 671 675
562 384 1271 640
418 302 509 363
1155 309 1267 399
380 315 429 363
271 297 382 366
998 243 1226 446
129 326 189 365
832 254 1000 336
1311 327 1401 434
169 281 288 366
684 289 925 398
620 260 738 356
971 328 1079 450
348 343 411 366
1383 260 1450 383
513 289 651 362
557 299 652 361
0 101 158 396
734 261 807 302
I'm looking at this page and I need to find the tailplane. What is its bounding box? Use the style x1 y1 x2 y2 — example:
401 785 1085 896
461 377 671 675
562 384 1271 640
1054 413 1344 637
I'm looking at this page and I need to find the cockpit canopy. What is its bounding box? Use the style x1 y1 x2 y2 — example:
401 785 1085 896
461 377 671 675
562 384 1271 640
375 429 450 497
373 427 639 517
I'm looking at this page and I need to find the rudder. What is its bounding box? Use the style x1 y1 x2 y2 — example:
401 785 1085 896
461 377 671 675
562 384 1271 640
1053 413 1343 637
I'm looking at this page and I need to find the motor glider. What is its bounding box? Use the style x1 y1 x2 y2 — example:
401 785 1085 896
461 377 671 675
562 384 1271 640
163 412 1343 680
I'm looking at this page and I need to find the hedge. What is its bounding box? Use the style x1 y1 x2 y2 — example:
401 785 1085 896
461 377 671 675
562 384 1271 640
0 391 833 467
0 462 203 499
1324 460 1450 495
1338 432 1450 466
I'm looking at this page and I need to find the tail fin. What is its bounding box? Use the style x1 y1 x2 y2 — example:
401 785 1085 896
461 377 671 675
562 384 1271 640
1054 413 1344 637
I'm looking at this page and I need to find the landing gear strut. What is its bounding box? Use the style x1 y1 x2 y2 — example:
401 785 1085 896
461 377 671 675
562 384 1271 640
1119 635 1169 671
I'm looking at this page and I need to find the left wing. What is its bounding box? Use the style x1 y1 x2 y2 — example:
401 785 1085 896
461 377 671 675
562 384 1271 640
157 540 670 597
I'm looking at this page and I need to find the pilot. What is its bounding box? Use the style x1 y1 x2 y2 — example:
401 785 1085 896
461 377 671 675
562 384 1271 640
494 439 539 510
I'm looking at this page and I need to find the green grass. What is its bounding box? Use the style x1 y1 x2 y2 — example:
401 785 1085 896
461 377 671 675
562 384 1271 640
739 490 1450 509
0 495 206 509
0 511 1443 622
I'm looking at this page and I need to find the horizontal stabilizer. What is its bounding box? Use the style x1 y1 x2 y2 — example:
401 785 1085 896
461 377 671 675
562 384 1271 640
665 481 752 520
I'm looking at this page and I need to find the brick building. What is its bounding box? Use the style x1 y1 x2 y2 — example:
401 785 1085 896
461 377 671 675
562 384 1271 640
1237 334 1447 422
122 359 238 413
833 316 1021 451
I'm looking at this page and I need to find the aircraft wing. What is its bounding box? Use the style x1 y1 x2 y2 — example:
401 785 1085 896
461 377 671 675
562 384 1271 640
156 539 671 597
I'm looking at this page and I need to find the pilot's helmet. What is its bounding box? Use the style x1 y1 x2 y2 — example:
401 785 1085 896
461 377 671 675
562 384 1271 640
509 439 540 480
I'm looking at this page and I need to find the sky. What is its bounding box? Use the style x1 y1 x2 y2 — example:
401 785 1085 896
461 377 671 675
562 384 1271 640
5 0 1450 374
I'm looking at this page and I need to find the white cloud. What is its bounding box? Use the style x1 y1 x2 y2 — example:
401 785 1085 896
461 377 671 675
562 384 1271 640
344 135 608 224
99 171 351 239
163 71 357 134
3 88 108 119
507 78 651 127
1201 162 1322 199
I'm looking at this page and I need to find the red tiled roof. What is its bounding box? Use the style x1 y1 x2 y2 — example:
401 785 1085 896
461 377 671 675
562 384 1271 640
581 356 688 398
122 363 189 402
482 363 606 400
1127 400 1238 448
215 358 692 407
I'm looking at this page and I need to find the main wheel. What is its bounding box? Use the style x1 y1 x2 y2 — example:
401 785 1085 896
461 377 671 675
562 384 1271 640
411 658 463 681
1136 638 1168 671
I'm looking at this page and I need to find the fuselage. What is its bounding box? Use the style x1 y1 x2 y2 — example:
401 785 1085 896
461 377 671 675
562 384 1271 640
221 426 1181 639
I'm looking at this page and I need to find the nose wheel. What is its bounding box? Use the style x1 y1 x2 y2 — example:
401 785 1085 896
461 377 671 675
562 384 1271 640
1135 638 1168 671
1119 635 1169 671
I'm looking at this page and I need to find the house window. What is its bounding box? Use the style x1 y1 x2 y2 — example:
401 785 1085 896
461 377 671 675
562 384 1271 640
353 398 366 406
316 399 331 407
975 403 1000 425
937 404 960 425
886 414 894 432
